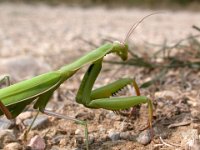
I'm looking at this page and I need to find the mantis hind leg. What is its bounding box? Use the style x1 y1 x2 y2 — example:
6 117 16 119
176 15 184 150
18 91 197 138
76 58 143 109
33 91 89 150
0 75 12 119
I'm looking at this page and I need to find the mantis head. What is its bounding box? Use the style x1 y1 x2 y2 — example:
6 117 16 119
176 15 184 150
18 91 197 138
112 41 128 61
112 13 161 62
111 13 160 61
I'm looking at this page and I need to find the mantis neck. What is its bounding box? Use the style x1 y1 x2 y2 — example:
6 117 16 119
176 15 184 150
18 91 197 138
58 43 113 81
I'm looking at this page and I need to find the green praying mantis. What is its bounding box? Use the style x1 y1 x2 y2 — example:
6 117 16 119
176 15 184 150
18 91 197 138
0 14 156 149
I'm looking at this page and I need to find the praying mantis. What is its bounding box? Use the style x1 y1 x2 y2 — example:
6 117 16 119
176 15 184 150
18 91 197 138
0 14 156 150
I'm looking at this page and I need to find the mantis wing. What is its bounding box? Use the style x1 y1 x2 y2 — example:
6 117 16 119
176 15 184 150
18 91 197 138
0 71 62 118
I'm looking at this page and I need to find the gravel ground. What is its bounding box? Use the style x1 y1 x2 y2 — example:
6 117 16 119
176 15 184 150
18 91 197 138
0 3 200 150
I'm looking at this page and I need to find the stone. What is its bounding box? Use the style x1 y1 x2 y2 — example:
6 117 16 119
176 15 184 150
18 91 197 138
75 129 82 135
181 129 199 149
108 129 120 141
17 111 32 121
120 132 131 140
23 115 49 129
4 142 22 150
51 146 70 150
28 135 46 150
88 135 95 144
155 90 179 99
0 129 16 148
153 125 169 139
51 135 64 144
98 125 106 133
16 111 32 125
0 118 13 129
136 130 151 145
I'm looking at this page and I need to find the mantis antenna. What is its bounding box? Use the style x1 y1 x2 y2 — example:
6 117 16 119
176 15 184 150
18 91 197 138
124 12 162 43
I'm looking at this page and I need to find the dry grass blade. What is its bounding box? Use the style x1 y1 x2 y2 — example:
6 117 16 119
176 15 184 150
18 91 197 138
140 68 167 88
105 55 154 69
106 34 200 89
193 25 200 32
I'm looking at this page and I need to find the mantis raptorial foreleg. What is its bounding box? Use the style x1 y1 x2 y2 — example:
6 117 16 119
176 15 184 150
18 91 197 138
76 59 153 130
27 90 89 148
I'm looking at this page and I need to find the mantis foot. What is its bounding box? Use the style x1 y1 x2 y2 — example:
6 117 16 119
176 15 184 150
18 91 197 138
115 105 141 119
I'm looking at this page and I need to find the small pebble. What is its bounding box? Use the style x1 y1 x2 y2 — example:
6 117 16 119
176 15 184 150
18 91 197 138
0 129 16 148
72 148 82 150
75 111 95 120
120 122 133 132
106 112 121 120
17 111 32 121
98 125 106 133
0 118 13 129
120 132 131 140
16 111 32 125
88 134 95 144
181 129 199 148
59 138 67 146
75 136 84 145
106 112 116 119
153 126 169 139
191 109 200 120
28 135 46 150
50 146 63 150
136 130 151 145
4 142 22 150
155 90 179 99
24 115 49 129
189 139 200 150
75 129 82 135
51 135 64 144
50 146 58 150
108 129 120 141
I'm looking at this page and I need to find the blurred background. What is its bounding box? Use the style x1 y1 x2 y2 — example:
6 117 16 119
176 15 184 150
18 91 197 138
1 0 200 10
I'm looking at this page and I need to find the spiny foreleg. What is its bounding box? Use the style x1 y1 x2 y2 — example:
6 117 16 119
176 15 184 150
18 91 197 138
76 59 153 132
